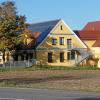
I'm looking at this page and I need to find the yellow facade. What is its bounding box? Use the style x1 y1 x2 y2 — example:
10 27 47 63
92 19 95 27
36 50 77 66
38 21 86 49
84 40 96 49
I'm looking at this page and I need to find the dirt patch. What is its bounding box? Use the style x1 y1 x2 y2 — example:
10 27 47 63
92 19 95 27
0 70 100 91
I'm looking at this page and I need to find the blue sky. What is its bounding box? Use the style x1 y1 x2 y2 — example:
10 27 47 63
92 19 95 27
0 0 100 30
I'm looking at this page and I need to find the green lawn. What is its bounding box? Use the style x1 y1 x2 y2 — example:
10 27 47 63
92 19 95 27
0 65 99 72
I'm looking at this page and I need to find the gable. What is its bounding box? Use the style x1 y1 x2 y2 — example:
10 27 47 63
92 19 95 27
82 40 96 48
28 19 60 47
51 21 72 34
37 20 87 49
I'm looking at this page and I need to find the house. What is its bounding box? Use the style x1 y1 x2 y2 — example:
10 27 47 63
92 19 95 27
14 19 89 66
75 21 100 67
1 19 95 67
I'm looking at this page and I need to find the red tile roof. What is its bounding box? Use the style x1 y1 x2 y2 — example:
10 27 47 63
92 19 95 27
75 30 100 40
29 32 40 39
74 21 100 40
83 21 100 31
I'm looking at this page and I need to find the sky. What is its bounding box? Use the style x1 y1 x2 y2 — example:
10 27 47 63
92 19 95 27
0 0 100 30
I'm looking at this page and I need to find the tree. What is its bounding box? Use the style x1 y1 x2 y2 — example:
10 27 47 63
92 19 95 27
18 29 32 45
0 1 27 63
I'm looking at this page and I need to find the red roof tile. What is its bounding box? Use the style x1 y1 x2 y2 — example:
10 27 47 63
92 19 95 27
30 32 40 39
83 21 100 31
75 30 100 40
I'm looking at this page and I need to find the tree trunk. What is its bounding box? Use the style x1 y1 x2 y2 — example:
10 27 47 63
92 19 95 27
2 50 5 67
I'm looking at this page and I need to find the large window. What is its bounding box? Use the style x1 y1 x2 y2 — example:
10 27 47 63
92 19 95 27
52 38 57 45
48 52 53 63
60 37 64 45
67 51 75 60
67 39 72 49
60 52 64 62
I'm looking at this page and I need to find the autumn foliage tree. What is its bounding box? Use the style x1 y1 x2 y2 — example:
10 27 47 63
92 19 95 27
0 1 27 62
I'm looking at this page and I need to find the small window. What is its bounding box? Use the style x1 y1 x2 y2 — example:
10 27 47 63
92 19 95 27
60 52 64 62
48 52 53 63
52 38 57 45
60 37 64 45
61 25 63 30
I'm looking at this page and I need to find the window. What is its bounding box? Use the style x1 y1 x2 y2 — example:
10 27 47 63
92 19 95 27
25 53 28 60
52 38 57 45
61 25 63 30
48 52 53 63
67 51 75 60
60 37 64 45
29 53 33 59
0 59 2 62
21 54 24 61
60 52 64 62
67 52 70 60
13 54 18 61
71 51 75 60
6 53 9 61
67 39 72 49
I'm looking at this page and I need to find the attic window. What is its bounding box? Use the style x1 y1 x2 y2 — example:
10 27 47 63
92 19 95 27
61 25 63 30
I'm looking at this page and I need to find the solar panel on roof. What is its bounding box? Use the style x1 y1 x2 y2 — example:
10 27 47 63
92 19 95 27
28 19 60 47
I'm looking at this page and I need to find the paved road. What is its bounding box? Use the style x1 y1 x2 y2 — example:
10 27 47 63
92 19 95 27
0 88 100 100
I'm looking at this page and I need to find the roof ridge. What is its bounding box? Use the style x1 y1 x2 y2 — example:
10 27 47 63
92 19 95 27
80 30 100 32
88 21 100 23
29 19 61 25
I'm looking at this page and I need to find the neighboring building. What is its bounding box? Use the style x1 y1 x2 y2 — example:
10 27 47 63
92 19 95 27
75 21 100 67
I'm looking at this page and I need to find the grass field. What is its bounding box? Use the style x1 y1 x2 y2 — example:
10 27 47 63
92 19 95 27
0 65 99 72
0 66 100 92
